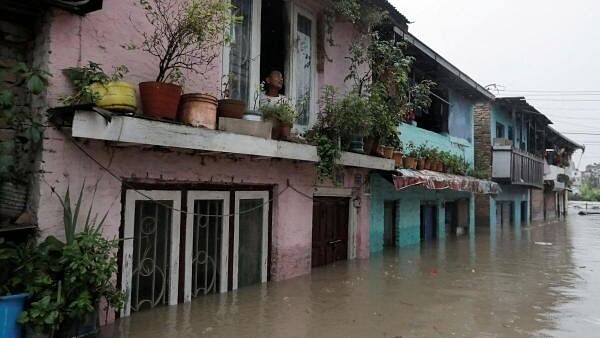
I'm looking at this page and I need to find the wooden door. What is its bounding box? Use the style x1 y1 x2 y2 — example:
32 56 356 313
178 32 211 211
312 197 349 268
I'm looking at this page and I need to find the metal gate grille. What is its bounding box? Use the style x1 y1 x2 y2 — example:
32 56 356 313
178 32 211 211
131 200 172 312
192 200 222 297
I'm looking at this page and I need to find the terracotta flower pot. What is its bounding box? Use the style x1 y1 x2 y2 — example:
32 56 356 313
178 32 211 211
139 81 182 120
382 146 395 159
417 159 426 170
278 123 292 140
403 156 417 170
178 93 218 129
217 99 246 119
424 159 431 170
393 151 403 168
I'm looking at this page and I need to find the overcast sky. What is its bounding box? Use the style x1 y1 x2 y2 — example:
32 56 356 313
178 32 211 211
391 0 600 169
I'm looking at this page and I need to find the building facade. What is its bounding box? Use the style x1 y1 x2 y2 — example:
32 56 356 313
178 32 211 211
369 31 498 252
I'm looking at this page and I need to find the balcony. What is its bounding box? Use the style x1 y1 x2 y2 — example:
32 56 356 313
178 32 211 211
544 163 568 191
492 146 544 188
69 110 395 171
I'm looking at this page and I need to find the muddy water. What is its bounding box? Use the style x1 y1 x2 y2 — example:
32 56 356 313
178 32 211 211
101 214 600 338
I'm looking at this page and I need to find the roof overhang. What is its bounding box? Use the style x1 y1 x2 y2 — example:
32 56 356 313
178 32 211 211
391 169 501 195
546 125 585 152
394 29 495 101
496 97 553 125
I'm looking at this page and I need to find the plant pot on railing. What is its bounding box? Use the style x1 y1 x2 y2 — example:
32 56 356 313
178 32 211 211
139 82 182 120
178 93 218 129
364 137 380 156
403 156 417 170
268 119 292 140
0 293 28 338
217 99 246 119
381 146 395 159
393 151 403 168
89 81 137 113
424 159 431 170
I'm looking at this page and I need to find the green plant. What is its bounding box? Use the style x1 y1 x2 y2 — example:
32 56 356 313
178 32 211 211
407 79 436 115
18 183 123 336
261 99 298 126
129 0 241 84
59 62 128 106
0 63 49 184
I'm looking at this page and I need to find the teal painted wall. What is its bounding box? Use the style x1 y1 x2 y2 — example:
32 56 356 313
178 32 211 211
369 174 475 252
399 123 474 165
448 89 474 143
492 185 530 228
491 105 529 151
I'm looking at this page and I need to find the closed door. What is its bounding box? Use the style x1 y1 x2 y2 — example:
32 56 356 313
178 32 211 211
122 190 181 317
184 192 230 302
312 197 349 268
420 205 437 242
234 191 269 289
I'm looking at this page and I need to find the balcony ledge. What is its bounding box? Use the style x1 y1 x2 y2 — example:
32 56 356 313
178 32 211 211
71 111 395 171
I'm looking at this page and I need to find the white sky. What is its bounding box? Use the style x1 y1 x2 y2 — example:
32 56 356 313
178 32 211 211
390 0 600 169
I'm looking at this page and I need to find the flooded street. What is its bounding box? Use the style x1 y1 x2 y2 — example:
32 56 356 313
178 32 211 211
101 213 600 338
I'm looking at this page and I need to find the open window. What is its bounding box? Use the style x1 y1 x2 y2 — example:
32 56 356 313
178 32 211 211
223 0 317 128
414 87 449 134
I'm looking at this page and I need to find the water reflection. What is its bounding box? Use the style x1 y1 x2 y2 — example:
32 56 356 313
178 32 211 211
102 215 600 337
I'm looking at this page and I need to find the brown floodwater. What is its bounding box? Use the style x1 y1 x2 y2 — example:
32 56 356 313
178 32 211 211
101 213 600 337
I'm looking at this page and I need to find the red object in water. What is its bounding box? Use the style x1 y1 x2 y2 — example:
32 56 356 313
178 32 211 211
430 267 438 277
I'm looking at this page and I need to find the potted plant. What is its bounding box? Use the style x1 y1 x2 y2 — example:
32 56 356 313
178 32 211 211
262 99 297 140
60 62 136 113
217 75 246 119
17 184 124 338
0 242 37 338
178 93 219 129
392 141 403 168
0 63 48 223
415 144 429 170
402 142 418 170
131 0 240 120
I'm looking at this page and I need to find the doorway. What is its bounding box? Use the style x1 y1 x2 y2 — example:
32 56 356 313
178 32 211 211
420 204 438 242
121 189 270 317
383 201 397 247
521 201 528 224
444 202 458 237
311 197 350 268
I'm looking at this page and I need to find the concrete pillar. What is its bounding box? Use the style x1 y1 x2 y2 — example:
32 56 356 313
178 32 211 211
469 194 475 235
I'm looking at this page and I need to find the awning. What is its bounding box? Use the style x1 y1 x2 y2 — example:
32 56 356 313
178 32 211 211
393 169 501 195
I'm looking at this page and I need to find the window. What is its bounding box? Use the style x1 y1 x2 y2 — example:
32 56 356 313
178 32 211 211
223 0 316 128
507 126 514 141
224 0 261 106
414 88 449 134
496 123 505 138
293 13 314 127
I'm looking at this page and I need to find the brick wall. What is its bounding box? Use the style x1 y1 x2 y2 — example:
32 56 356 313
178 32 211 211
474 102 492 226
473 102 492 176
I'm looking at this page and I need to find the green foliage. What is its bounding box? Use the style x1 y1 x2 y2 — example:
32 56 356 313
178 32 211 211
322 0 386 46
13 183 123 335
573 181 600 202
408 79 436 115
0 62 49 184
261 99 298 126
59 62 128 106
131 0 241 83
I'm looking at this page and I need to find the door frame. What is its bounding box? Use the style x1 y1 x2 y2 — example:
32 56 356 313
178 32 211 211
313 187 357 260
233 191 270 290
184 191 231 302
121 190 182 317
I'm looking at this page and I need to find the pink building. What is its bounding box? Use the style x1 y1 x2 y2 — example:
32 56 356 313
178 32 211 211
1 0 406 323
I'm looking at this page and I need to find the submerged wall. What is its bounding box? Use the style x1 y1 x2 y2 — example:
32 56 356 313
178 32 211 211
369 174 474 252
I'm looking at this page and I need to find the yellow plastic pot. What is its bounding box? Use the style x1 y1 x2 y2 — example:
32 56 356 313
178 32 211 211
90 81 137 112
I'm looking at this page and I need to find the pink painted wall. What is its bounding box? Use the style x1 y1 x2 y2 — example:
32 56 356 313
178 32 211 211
39 129 370 277
37 1 373 323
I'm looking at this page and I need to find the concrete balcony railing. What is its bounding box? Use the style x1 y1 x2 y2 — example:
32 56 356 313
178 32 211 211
492 146 544 188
